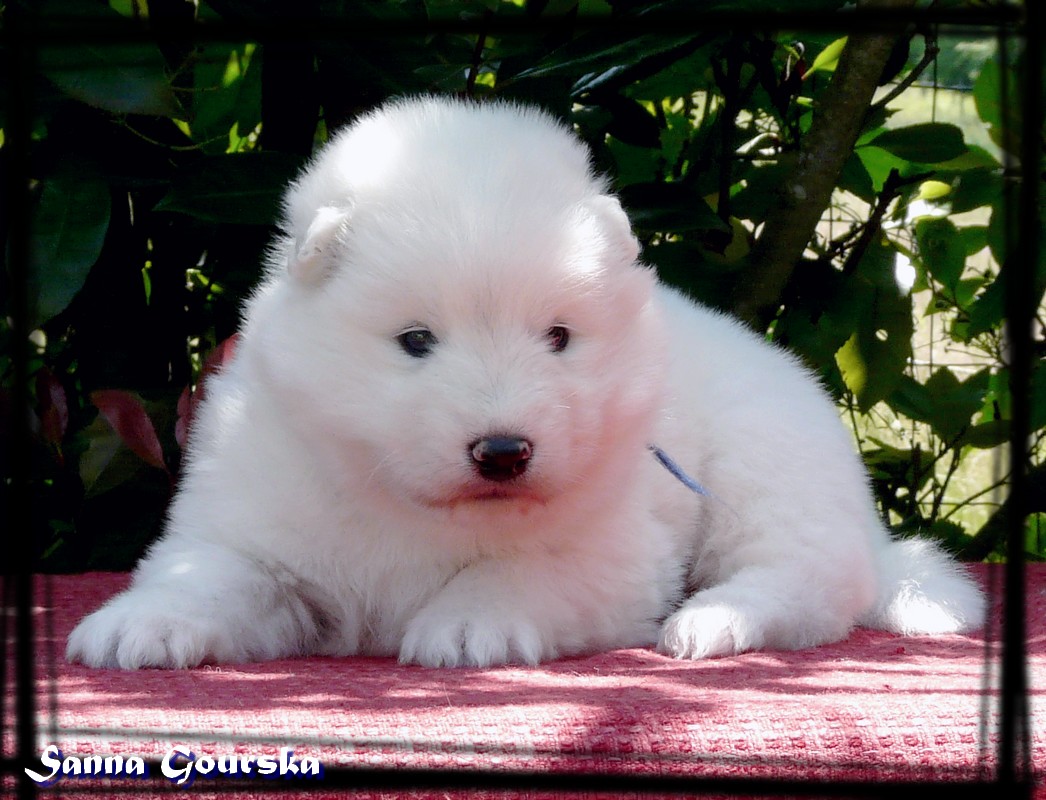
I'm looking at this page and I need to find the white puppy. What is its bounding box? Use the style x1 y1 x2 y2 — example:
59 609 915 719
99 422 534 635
68 97 984 669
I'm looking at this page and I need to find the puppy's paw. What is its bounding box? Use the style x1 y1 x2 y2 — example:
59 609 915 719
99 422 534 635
657 603 751 660
67 592 228 669
399 604 548 667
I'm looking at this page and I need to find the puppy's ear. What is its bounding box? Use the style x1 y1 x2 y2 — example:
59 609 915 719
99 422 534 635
287 205 351 282
585 194 640 269
584 194 657 321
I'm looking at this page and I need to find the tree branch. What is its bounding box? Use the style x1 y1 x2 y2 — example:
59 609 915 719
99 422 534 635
732 0 917 330
463 10 493 99
871 29 939 110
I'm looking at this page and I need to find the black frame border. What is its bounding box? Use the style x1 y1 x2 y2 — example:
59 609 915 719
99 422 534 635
2 2 1039 797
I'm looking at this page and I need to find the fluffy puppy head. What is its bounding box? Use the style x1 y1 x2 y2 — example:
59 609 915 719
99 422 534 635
249 97 668 531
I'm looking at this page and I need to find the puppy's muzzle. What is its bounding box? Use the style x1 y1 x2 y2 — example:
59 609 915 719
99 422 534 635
470 436 532 482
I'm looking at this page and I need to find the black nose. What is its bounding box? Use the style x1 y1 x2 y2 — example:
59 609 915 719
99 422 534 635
469 436 532 482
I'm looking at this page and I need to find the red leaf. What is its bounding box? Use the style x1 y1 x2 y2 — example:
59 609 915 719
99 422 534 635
91 389 169 475
36 368 69 447
175 334 240 450
201 333 239 382
175 385 193 450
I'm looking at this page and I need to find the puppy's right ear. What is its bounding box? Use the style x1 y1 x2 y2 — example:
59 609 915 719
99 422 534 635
287 205 351 282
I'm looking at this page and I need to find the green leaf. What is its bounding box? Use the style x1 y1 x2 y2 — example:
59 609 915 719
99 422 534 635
774 297 852 379
835 316 911 412
542 0 580 14
30 160 111 327
39 1 179 117
513 33 695 83
986 202 1012 268
862 437 916 481
836 332 872 407
837 151 878 203
732 156 798 220
618 182 727 234
806 36 847 76
926 367 990 441
917 180 951 201
853 145 904 193
866 123 968 164
932 145 1000 173
915 217 965 291
925 519 975 553
963 274 1006 340
413 64 473 92
156 153 305 224
958 226 988 256
888 375 936 422
960 419 1010 449
865 438 933 497
832 244 913 411
578 0 613 14
948 168 1003 214
888 370 989 443
642 239 742 311
605 138 660 186
189 42 262 153
621 44 717 102
973 59 1019 155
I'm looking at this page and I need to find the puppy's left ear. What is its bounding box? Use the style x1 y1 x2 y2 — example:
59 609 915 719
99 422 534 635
585 194 640 269
287 205 351 282
581 193 657 322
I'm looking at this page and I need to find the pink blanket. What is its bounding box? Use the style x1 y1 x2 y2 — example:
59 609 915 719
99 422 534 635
10 565 1044 797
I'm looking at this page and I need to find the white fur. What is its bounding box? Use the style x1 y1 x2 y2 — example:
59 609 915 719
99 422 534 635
67 97 985 670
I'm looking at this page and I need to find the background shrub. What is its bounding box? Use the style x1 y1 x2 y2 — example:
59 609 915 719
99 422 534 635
3 0 1042 570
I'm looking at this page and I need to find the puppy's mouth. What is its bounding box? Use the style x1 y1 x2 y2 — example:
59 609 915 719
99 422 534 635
425 483 548 510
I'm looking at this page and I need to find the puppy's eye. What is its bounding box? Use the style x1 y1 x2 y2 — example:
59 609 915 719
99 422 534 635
397 328 438 358
546 325 570 353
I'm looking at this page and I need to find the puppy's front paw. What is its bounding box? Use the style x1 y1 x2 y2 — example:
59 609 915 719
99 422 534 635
657 603 750 660
67 592 226 669
399 604 548 667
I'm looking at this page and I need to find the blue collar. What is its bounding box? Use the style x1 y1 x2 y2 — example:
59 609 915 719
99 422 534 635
648 445 711 497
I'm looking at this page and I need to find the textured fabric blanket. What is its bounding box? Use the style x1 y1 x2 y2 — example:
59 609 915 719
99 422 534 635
8 564 1044 797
